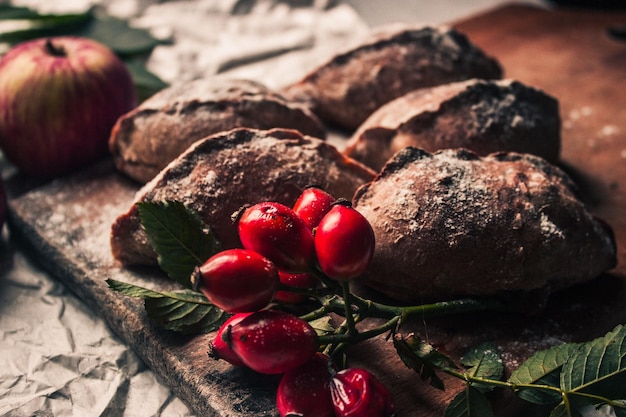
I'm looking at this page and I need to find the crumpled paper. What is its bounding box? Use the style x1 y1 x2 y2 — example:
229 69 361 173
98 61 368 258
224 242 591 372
0 238 193 416
0 0 368 415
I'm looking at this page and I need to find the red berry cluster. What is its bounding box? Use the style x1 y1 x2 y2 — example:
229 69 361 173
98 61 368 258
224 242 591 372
195 187 393 417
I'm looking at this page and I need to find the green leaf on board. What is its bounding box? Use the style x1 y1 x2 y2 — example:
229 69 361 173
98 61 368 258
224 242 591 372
107 279 229 334
560 324 626 403
137 201 221 288
444 386 495 417
461 342 503 393
393 333 457 391
509 341 580 405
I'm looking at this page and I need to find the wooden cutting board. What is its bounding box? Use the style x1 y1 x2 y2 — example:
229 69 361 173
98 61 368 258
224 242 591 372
6 4 626 417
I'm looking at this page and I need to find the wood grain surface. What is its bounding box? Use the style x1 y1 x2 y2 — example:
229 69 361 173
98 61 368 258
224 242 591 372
6 4 626 417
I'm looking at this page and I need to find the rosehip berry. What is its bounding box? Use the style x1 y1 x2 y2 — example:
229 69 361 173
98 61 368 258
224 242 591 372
314 201 375 280
292 186 336 230
209 313 251 367
237 202 315 272
276 353 335 417
274 271 318 304
225 309 318 374
330 368 395 417
196 249 278 313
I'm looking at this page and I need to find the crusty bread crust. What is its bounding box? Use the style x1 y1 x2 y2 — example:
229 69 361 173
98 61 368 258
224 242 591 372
282 25 502 130
353 147 616 302
344 78 561 171
109 78 326 183
111 128 375 266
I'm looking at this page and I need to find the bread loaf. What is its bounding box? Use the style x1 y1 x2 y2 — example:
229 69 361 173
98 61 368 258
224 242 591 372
282 25 502 131
111 128 375 266
353 147 616 302
344 78 561 171
109 78 326 183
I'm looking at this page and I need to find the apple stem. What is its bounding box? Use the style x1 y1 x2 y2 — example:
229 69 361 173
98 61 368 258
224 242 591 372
45 39 66 57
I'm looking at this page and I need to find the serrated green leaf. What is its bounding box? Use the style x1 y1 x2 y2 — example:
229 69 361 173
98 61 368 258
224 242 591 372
561 324 626 398
461 343 503 393
137 200 221 288
107 279 229 334
393 333 457 391
444 386 495 417
509 342 580 405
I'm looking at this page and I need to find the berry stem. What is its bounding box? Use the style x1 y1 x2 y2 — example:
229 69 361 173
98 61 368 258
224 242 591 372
341 281 358 337
298 296 336 321
354 295 507 320
318 315 400 346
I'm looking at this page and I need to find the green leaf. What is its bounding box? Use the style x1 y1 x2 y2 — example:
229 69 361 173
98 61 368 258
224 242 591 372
509 342 580 405
444 386 495 417
0 6 162 55
393 333 457 391
137 201 221 288
0 8 92 44
461 343 503 393
309 316 336 337
561 324 626 399
0 5 41 20
107 279 229 334
75 13 163 56
548 403 580 417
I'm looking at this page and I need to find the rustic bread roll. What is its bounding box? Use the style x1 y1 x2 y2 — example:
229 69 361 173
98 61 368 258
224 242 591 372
111 128 375 266
281 25 502 131
109 78 326 183
353 147 616 302
344 78 561 171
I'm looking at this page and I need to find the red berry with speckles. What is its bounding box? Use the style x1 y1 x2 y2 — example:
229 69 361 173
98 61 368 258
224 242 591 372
330 368 395 417
314 201 375 280
237 202 315 273
293 186 336 230
209 313 251 367
225 309 318 374
197 249 279 313
276 353 335 417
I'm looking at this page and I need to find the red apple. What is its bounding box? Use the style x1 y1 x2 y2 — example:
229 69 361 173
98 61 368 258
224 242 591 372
0 36 137 178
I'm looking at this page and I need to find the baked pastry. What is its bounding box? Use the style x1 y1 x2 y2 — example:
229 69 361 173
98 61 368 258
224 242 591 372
281 25 502 131
353 147 616 302
344 78 561 171
111 128 375 266
109 78 326 183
